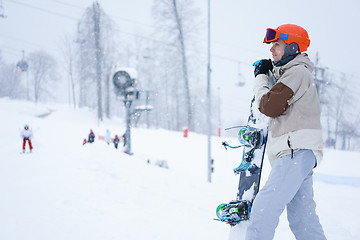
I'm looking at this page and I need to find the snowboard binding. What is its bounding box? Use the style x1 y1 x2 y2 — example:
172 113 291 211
221 127 264 151
231 127 265 173
215 200 251 225
238 127 264 149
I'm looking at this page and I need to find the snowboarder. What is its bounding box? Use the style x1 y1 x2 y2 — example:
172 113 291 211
246 24 327 240
21 124 33 153
105 129 111 145
113 135 120 149
88 129 95 143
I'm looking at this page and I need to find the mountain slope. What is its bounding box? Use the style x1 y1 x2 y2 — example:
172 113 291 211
0 98 359 240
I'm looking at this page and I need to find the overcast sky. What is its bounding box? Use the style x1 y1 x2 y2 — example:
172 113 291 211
1 0 359 125
2 0 359 73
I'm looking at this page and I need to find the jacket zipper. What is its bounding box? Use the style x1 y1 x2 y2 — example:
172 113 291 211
287 136 294 159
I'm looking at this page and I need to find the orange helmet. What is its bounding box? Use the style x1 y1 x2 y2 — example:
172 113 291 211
263 24 310 52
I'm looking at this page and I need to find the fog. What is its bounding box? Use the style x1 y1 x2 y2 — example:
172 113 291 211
1 0 359 127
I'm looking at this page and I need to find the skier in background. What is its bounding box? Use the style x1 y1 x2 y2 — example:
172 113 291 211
21 124 33 153
105 129 111 145
246 24 327 240
88 129 95 143
113 135 120 149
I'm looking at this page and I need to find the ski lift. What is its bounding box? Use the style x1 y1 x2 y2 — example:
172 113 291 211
16 60 28 72
237 62 246 87
16 50 28 72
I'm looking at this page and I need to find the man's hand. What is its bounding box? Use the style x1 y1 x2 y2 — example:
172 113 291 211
253 59 273 77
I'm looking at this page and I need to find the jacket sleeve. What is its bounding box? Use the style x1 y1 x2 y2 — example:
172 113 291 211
258 82 294 118
254 71 295 118
253 74 271 109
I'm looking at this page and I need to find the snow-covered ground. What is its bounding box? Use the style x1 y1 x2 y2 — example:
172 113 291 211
0 97 359 240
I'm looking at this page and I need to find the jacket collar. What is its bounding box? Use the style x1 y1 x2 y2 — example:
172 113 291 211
273 53 314 79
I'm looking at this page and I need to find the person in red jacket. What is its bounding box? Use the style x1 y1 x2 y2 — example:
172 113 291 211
88 129 95 143
21 124 33 153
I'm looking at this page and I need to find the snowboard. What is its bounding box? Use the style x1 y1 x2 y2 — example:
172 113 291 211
215 99 269 225
215 69 276 226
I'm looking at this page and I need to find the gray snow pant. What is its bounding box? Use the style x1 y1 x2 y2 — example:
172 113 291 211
245 149 327 240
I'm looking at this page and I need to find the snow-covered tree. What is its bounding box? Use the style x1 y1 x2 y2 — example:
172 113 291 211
28 50 58 103
0 57 24 99
318 65 360 151
151 0 203 131
75 1 118 121
60 34 77 108
148 0 213 133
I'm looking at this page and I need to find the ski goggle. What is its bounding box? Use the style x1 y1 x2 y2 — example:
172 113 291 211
263 28 310 46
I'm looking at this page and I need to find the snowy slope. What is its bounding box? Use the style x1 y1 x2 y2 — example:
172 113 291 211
0 98 359 240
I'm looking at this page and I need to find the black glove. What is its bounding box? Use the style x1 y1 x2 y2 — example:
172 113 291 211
253 59 273 77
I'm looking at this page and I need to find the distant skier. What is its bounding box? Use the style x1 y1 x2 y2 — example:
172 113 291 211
113 135 120 149
88 129 95 143
21 124 33 153
105 129 111 145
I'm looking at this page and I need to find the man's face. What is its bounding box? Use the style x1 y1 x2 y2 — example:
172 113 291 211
270 39 286 62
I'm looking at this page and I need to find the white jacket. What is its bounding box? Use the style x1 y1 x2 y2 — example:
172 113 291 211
254 54 323 166
21 129 33 140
